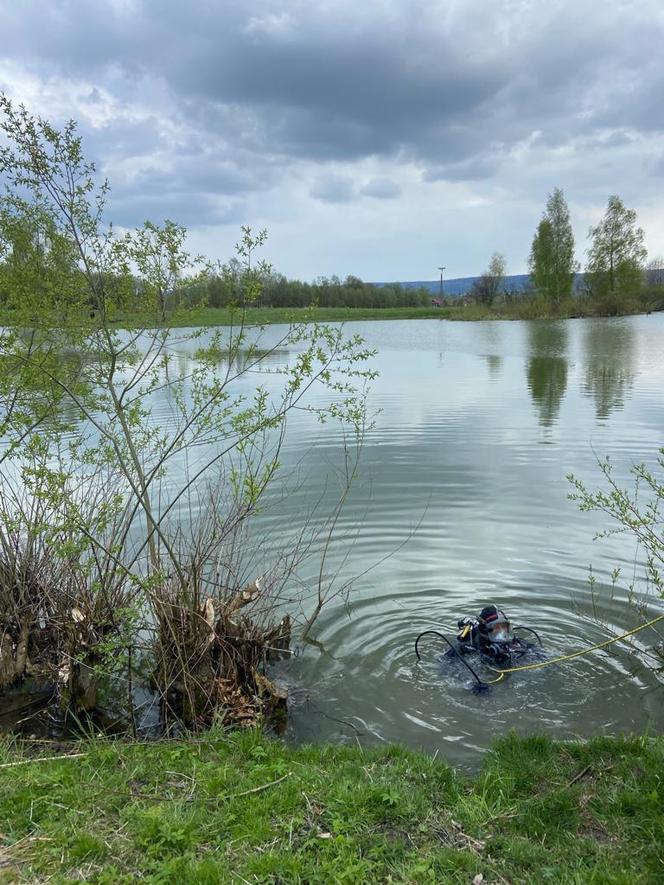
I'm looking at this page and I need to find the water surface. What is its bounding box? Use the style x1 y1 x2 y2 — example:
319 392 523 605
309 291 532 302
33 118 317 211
11 313 664 765
250 314 664 768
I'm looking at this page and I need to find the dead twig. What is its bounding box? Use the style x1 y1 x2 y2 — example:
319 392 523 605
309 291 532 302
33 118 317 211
96 771 293 804
232 771 292 798
568 764 593 786
450 819 486 853
0 753 86 769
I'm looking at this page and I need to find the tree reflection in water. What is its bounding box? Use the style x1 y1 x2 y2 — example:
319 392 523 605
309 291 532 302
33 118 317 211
479 321 503 379
526 321 569 428
582 319 636 420
484 353 503 378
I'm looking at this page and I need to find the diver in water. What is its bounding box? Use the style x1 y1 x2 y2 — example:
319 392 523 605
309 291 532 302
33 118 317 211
414 604 543 690
454 605 531 664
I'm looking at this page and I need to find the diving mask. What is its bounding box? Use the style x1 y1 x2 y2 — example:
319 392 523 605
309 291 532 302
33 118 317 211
486 619 513 644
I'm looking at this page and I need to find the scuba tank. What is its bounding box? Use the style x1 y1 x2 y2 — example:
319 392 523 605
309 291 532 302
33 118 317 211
415 605 544 691
454 606 533 663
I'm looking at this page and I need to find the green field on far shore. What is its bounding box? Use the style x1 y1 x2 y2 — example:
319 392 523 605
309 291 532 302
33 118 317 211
170 305 451 326
2 290 663 330
132 289 664 327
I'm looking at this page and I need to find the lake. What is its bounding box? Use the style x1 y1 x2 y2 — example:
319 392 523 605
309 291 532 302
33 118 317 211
6 312 663 766
236 313 663 768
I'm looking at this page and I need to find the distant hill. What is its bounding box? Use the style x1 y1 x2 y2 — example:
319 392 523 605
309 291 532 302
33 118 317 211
375 269 664 298
372 274 531 297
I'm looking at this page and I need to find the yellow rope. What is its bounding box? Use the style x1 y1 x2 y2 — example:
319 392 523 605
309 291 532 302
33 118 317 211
487 613 664 676
483 671 506 685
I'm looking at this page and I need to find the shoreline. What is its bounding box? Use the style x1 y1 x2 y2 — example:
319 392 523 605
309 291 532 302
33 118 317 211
157 300 664 327
2 300 662 330
128 298 664 327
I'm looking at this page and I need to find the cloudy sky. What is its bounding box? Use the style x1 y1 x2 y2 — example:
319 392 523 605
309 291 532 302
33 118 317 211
1 0 662 281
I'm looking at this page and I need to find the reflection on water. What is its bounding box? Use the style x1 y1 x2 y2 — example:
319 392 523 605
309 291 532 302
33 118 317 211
197 346 290 373
582 319 635 419
484 353 502 378
479 322 503 379
526 321 569 428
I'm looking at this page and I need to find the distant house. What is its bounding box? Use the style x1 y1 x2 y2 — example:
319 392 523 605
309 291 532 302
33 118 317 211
430 298 443 307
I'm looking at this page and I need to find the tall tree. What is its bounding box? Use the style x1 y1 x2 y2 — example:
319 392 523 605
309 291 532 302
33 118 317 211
529 217 554 295
586 195 647 299
528 187 576 303
471 251 506 305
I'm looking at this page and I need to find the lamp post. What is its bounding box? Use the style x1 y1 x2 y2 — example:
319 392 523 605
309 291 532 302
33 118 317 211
438 266 446 300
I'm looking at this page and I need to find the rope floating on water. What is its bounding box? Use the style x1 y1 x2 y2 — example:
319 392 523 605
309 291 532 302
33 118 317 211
486 613 664 676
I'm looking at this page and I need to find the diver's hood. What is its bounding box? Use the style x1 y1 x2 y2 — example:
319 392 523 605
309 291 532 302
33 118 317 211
478 606 513 645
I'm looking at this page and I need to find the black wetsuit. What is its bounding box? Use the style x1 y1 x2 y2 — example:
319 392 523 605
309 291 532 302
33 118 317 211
452 622 531 664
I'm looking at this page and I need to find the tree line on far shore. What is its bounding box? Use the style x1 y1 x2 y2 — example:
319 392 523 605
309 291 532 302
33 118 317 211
182 190 661 315
468 190 661 314
1 161 659 317
189 270 432 310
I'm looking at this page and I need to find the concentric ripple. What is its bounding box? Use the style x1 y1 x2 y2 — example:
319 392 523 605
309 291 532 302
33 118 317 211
265 314 664 768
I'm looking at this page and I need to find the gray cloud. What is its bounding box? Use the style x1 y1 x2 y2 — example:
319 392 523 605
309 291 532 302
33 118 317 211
360 178 401 199
4 2 663 172
310 174 355 204
108 191 246 229
423 154 502 183
0 0 662 276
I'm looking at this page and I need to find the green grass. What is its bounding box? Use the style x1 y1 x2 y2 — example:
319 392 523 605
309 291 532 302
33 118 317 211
0 305 450 329
145 295 664 327
2 290 663 330
131 291 664 327
0 731 662 883
161 306 451 326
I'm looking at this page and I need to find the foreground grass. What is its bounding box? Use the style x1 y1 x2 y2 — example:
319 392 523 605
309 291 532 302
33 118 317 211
0 731 662 883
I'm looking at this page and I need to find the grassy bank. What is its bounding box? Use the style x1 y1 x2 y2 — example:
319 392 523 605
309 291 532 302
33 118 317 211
0 305 448 329
439 288 664 323
1 731 662 883
148 290 664 326
152 306 449 326
2 292 663 329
